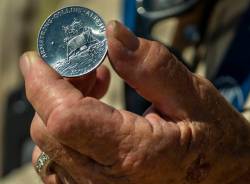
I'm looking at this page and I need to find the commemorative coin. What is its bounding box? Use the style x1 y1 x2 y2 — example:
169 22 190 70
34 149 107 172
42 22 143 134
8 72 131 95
38 6 107 77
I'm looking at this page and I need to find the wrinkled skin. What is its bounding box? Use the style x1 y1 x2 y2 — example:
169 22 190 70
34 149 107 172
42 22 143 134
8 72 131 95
20 21 250 184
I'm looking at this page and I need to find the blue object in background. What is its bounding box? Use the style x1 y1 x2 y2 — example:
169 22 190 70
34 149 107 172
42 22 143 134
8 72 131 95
213 5 250 112
122 0 250 113
123 0 136 31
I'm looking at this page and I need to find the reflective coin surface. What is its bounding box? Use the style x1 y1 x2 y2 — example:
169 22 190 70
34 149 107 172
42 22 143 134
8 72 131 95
38 6 107 77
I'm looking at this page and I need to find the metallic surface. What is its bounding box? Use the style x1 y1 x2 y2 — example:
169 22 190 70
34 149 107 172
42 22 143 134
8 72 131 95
35 152 52 175
38 6 107 77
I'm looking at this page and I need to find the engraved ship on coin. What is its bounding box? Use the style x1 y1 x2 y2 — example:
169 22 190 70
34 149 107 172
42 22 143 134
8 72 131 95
38 6 108 77
62 18 101 62
52 18 106 74
66 28 100 61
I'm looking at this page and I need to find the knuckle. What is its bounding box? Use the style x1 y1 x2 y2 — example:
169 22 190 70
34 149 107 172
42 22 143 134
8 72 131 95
192 75 215 100
46 98 78 138
46 97 98 141
47 102 73 138
143 41 174 75
149 40 164 51
151 41 170 60
47 97 93 140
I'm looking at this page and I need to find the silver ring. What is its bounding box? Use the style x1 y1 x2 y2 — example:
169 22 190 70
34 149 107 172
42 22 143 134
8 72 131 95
35 152 53 175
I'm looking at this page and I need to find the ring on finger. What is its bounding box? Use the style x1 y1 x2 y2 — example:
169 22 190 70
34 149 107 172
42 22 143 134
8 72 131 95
35 152 54 176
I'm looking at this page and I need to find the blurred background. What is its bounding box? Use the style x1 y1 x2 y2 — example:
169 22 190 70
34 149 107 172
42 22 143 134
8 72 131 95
0 0 249 183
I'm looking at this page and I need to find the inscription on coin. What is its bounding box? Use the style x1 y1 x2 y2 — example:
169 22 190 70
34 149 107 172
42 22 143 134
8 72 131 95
38 6 107 77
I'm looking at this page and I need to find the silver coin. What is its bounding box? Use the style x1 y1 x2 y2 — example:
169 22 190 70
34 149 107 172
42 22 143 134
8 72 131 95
38 6 107 77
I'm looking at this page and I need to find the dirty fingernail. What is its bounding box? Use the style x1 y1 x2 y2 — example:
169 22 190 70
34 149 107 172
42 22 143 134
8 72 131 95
107 20 139 51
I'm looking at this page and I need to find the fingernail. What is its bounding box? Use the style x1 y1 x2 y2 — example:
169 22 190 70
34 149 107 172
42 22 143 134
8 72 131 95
107 20 139 51
20 52 39 77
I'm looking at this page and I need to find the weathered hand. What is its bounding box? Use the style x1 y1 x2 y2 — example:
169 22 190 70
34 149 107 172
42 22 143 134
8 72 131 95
21 21 250 184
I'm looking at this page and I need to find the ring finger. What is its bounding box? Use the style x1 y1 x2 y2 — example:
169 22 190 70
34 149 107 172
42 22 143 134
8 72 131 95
32 146 79 184
32 146 61 184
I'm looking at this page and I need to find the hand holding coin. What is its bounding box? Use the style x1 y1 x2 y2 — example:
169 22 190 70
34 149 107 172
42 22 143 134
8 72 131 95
20 11 250 184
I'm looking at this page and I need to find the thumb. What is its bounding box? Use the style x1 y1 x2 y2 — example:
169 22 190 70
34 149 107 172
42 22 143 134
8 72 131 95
107 20 202 119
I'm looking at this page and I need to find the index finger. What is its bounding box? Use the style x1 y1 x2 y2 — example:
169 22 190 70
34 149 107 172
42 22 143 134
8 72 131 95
20 51 84 122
